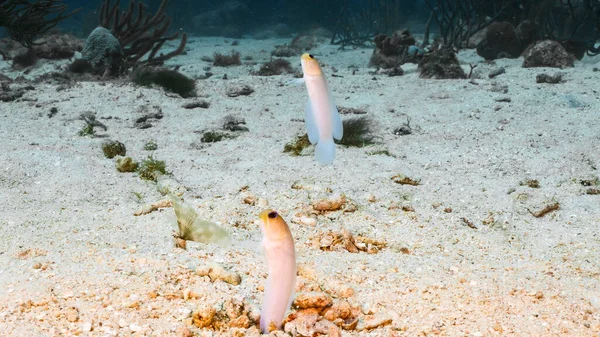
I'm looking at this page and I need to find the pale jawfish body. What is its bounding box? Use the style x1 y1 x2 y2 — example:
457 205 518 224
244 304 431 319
299 53 344 165
258 209 296 333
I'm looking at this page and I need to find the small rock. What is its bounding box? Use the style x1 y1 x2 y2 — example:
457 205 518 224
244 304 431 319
226 84 254 97
176 325 192 337
392 125 412 136
376 67 404 76
285 310 342 337
322 300 353 321
257 198 269 208
488 67 506 78
224 297 253 329
182 100 210 109
294 215 316 227
337 285 355 298
337 106 368 115
222 114 248 132
342 229 360 253
102 140 126 159
65 306 79 322
192 304 215 328
243 194 257 205
293 292 333 311
134 105 163 129
312 194 346 212
536 72 562 84
522 40 574 68
82 321 92 332
361 314 392 331
48 107 58 118
197 263 241 285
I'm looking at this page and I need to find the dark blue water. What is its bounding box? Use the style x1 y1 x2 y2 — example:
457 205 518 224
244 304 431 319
55 0 428 38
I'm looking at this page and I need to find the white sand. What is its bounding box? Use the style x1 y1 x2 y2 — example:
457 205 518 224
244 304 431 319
0 36 599 336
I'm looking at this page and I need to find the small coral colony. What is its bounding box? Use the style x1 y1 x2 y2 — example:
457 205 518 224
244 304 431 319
2 0 586 333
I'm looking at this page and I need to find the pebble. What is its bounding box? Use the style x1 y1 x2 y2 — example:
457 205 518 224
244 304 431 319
296 215 316 227
312 194 346 212
361 314 392 330
197 263 241 285
257 198 269 208
293 292 333 311
176 325 192 337
129 323 142 332
337 285 355 298
82 322 92 332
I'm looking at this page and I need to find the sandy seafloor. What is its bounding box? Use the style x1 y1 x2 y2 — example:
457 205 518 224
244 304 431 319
0 35 599 337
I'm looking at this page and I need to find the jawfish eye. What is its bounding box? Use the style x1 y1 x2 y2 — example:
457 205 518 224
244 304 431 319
309 54 314 59
268 211 278 219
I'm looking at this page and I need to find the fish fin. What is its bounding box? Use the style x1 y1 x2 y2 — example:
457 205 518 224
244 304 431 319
304 100 319 144
315 137 336 165
169 193 197 236
286 78 305 86
328 88 343 141
169 193 230 245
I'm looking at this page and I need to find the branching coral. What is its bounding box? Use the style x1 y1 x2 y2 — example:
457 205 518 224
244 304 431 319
99 0 187 67
0 0 80 47
425 0 600 57
331 0 404 49
424 0 512 48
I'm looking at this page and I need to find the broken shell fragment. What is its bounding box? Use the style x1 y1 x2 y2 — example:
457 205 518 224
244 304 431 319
312 194 347 212
391 173 420 186
361 314 392 331
293 292 333 311
196 263 241 285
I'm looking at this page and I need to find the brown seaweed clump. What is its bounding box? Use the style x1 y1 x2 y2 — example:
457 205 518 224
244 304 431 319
284 134 310 156
254 58 294 76
418 48 466 79
131 66 196 98
336 117 376 147
213 51 241 66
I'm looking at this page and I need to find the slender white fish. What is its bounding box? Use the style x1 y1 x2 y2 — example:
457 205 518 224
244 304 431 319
300 53 343 165
258 209 296 333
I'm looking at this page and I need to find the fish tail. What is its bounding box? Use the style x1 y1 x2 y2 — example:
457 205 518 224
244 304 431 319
315 137 335 165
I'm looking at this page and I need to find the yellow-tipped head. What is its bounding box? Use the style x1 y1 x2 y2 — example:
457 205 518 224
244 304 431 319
300 53 322 76
259 209 292 241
